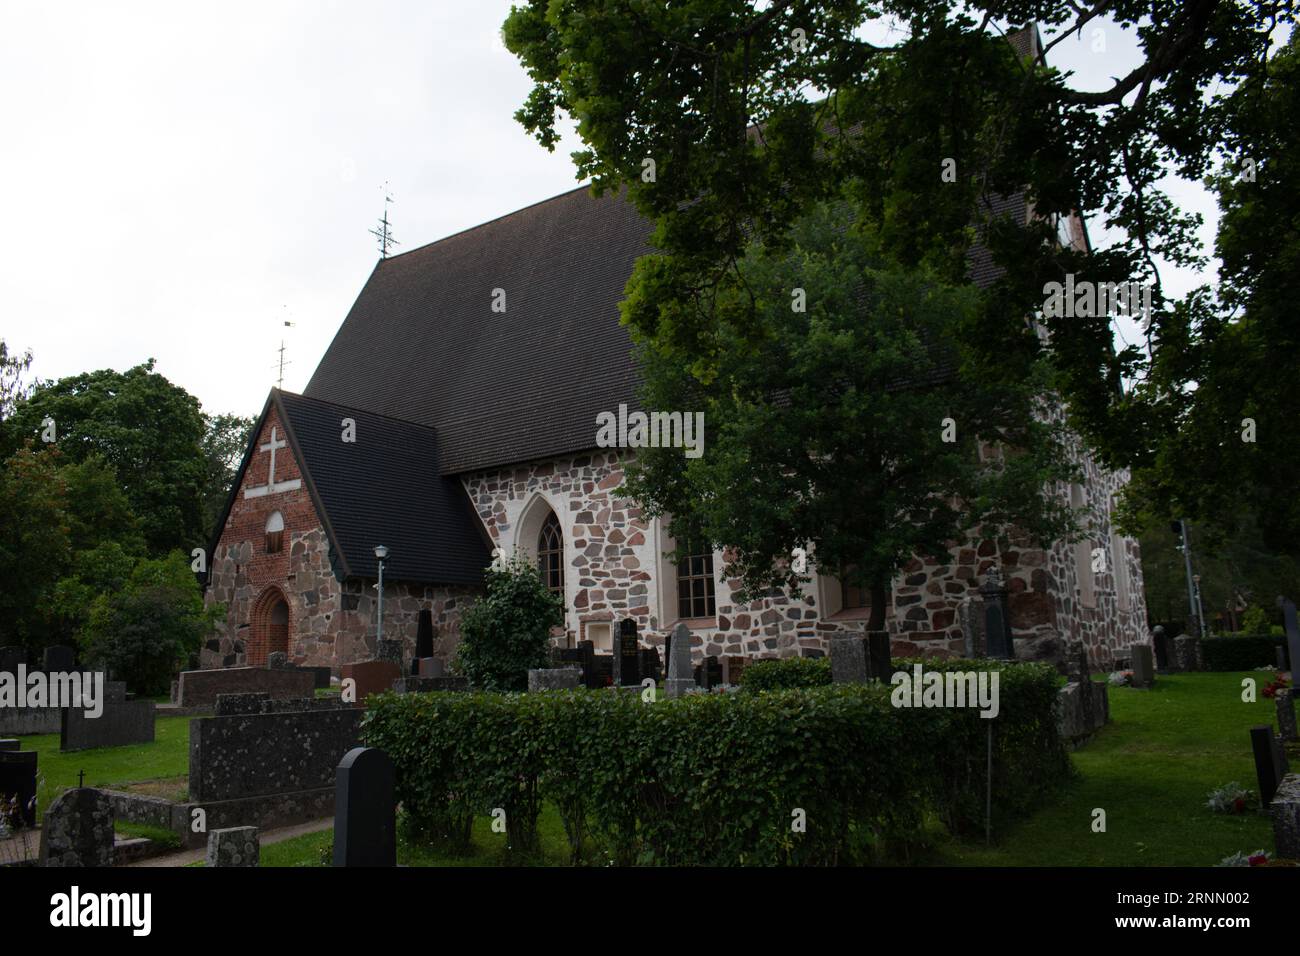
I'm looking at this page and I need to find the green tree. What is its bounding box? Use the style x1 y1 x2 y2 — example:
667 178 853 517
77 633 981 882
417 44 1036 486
80 551 221 695
503 1 1298 549
0 340 33 420
0 360 207 554
0 445 72 648
454 554 563 691
623 201 1079 627
201 412 256 535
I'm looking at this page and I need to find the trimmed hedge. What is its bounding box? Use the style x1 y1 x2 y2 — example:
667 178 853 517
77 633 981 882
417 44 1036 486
1200 634 1288 671
362 659 1069 865
739 655 832 690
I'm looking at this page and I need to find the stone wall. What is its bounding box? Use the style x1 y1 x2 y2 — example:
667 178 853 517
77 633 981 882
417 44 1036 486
462 441 1147 667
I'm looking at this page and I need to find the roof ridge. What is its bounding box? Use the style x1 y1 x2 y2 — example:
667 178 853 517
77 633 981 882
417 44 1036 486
276 388 439 434
379 181 600 264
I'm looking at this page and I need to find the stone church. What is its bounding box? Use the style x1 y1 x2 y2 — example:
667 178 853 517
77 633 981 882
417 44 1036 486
204 35 1148 677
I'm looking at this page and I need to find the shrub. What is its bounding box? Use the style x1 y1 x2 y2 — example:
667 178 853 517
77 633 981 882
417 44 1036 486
1240 605 1272 635
739 656 832 691
362 659 1069 866
1200 635 1287 671
453 553 563 691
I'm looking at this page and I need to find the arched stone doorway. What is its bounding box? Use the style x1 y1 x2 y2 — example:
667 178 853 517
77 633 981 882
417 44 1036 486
249 585 291 665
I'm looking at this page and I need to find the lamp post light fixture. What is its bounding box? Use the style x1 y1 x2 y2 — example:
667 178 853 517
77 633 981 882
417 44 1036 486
374 545 390 646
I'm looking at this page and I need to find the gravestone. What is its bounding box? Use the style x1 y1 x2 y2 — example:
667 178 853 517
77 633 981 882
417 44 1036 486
0 645 25 674
1269 773 1300 859
39 788 115 867
613 618 641 686
694 655 722 690
866 631 892 681
1172 635 1200 672
958 598 985 658
830 635 868 684
1281 597 1300 676
1251 725 1288 805
334 747 396 867
527 667 582 692
1277 689 1298 743
1151 625 1170 671
376 638 403 667
665 623 695 699
416 609 434 660
0 748 37 826
1066 640 1091 683
1130 645 1155 689
267 652 289 669
980 569 1015 659
639 648 662 684
341 659 401 706
417 658 445 678
0 739 19 751
61 699 155 751
215 692 272 717
206 826 259 867
1279 646 1290 671
42 644 76 674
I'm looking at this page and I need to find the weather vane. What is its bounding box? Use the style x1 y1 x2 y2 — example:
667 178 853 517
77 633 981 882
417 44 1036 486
368 182 399 258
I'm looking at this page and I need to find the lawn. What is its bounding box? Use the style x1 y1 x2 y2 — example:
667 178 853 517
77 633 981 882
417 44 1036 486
929 671 1276 866
261 671 1280 867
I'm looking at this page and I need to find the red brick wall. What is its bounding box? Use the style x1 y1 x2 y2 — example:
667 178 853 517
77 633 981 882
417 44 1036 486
212 406 324 665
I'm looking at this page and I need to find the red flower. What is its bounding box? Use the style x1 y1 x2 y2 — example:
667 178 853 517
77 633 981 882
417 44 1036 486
1249 853 1268 866
1234 797 1246 813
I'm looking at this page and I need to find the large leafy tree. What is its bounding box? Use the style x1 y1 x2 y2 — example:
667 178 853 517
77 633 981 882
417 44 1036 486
624 201 1079 627
201 412 256 535
503 1 1298 549
0 360 208 554
0 446 72 647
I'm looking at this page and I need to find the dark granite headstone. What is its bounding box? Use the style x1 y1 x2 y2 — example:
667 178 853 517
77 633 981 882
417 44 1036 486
695 655 722 689
528 668 582 692
334 746 396 867
830 635 868 684
639 648 662 684
614 618 641 686
665 623 695 698
0 738 19 751
0 645 25 675
60 699 155 751
416 609 434 660
207 826 260 867
980 570 1014 659
39 788 114 867
1277 688 1298 743
42 644 76 674
1251 725 1286 805
267 652 290 669
1130 644 1155 689
0 748 37 826
215 692 272 716
1151 625 1170 670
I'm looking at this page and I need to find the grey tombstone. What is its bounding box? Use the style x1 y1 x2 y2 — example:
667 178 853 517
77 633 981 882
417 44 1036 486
417 657 446 678
206 826 260 867
639 647 662 684
60 699 155 751
1278 689 1299 743
0 747 37 826
1279 646 1290 672
39 788 115 867
958 598 985 658
980 569 1015 659
1130 645 1155 689
830 635 868 684
1066 640 1091 683
665 623 695 699
0 738 19 751
1269 773 1300 859
613 618 641 686
267 651 289 669
1151 625 1170 671
334 747 396 867
1172 634 1200 672
1251 725 1286 806
42 644 76 674
527 667 582 692
1280 597 1300 675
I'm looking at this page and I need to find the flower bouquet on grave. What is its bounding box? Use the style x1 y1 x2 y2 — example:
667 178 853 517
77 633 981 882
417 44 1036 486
1217 849 1271 866
1263 674 1292 698
1205 781 1254 814
1107 670 1133 687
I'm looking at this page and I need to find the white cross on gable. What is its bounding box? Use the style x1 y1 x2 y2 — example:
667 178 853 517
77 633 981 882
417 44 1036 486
243 426 303 499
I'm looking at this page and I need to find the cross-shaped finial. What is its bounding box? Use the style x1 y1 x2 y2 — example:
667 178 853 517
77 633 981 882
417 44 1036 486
78 769 85 788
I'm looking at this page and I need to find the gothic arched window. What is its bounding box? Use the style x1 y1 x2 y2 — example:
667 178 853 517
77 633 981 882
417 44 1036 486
538 512 565 596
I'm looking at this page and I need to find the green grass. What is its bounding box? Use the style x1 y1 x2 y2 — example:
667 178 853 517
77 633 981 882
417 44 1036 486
929 671 1276 866
21 715 191 816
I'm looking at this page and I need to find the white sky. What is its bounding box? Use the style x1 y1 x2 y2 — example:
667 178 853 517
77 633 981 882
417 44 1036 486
0 3 1261 419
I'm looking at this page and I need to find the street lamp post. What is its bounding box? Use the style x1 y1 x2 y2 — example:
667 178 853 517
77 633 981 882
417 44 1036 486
1173 519 1200 637
374 545 389 647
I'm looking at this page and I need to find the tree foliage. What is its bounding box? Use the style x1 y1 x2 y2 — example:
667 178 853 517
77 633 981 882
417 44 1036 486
454 554 564 691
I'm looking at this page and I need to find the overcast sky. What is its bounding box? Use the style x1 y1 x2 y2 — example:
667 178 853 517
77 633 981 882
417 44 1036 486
0 2 1251 420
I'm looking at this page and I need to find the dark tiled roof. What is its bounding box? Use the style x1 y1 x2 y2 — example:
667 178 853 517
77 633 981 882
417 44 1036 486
275 390 491 585
305 185 653 475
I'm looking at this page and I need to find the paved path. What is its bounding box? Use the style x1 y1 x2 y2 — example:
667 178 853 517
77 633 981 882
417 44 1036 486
127 817 333 867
